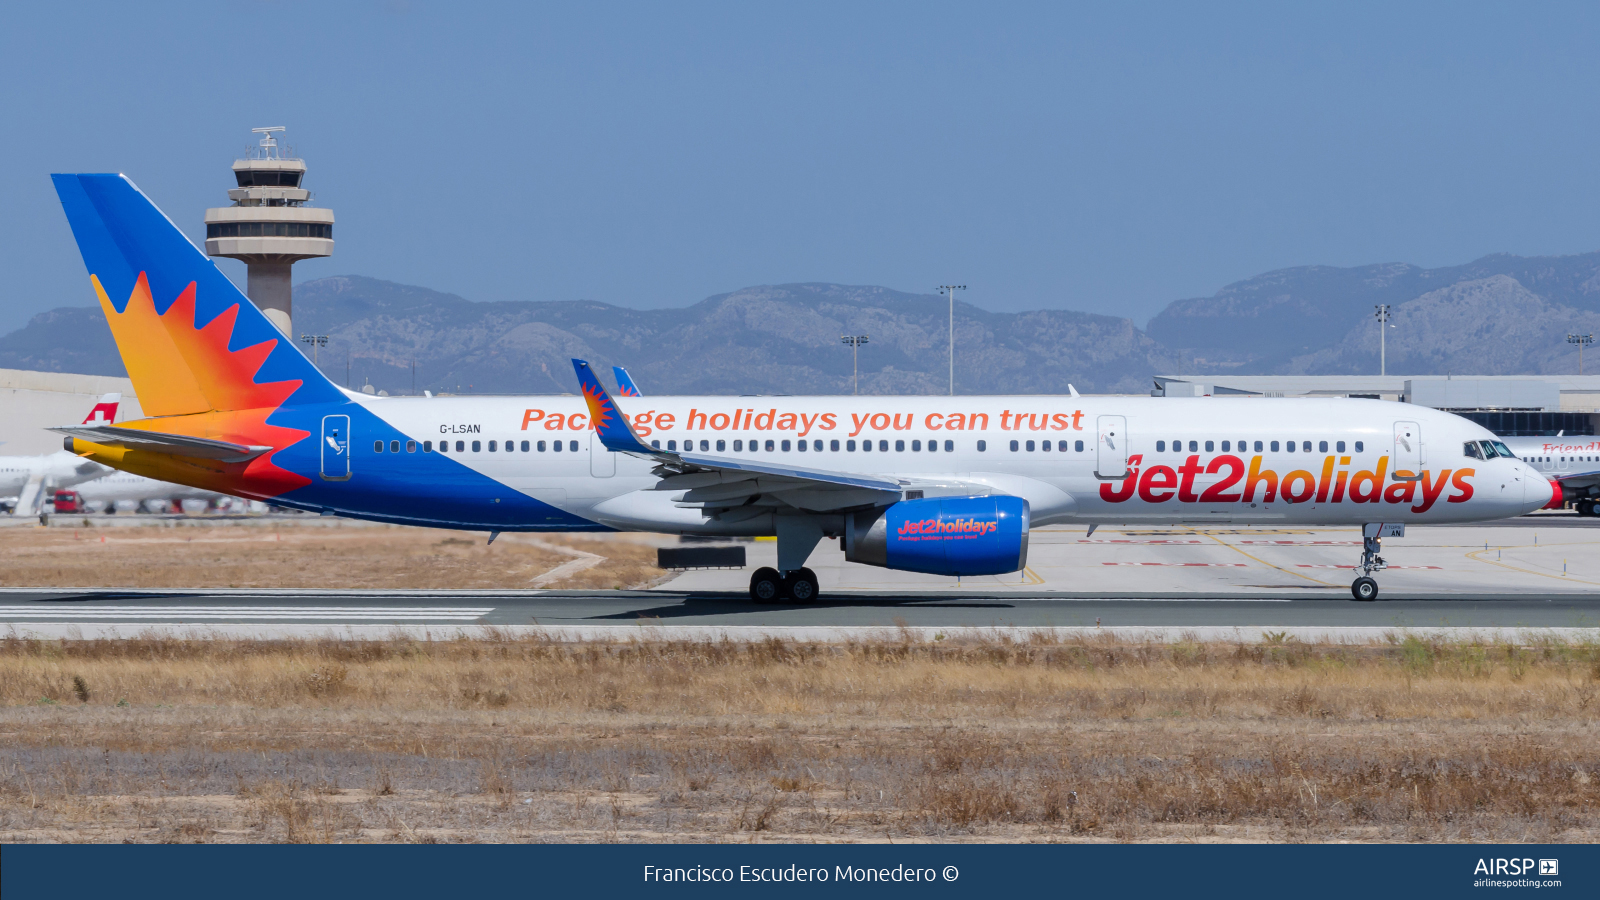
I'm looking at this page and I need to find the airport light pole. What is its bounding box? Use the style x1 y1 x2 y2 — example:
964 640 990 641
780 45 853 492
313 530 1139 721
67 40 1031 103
939 285 965 395
1374 305 1391 376
300 333 327 366
1569 333 1594 375
840 335 869 394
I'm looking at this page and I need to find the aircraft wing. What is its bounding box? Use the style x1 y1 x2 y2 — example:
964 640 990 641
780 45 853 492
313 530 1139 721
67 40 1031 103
572 358 913 512
50 425 272 464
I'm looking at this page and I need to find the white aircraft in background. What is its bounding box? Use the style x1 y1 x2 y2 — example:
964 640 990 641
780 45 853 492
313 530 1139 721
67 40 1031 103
69 469 223 513
1497 434 1600 516
0 394 119 513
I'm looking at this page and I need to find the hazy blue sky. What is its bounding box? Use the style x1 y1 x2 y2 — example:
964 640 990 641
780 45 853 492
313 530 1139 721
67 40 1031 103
5 2 1600 334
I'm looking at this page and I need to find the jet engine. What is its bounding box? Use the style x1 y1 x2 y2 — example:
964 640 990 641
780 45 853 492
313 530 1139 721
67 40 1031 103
844 495 1030 576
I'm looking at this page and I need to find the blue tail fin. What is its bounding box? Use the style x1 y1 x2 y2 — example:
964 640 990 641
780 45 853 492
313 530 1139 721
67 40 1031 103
51 173 343 415
613 366 643 397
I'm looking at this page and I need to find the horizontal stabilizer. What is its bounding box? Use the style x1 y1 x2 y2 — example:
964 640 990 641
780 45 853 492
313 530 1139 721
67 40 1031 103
53 425 272 463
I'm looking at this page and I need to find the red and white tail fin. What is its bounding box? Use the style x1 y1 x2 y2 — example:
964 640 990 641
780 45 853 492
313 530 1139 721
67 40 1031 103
82 393 121 425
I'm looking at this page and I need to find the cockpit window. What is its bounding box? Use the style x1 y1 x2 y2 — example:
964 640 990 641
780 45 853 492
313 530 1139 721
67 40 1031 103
1463 441 1484 460
1479 440 1501 459
1491 441 1514 459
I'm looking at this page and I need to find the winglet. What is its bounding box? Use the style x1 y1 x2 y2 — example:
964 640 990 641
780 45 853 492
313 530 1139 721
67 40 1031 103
572 359 658 455
613 366 643 397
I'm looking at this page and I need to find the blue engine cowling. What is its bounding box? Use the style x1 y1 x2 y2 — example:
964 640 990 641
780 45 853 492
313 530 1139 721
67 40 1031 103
844 495 1030 576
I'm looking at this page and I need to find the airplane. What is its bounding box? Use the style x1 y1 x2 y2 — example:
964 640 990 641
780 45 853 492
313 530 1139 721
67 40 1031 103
48 173 1555 603
613 366 643 397
69 468 225 513
1496 435 1600 516
0 393 120 514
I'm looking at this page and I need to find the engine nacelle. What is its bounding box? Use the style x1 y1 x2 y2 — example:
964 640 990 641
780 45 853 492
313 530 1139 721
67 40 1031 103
844 495 1030 576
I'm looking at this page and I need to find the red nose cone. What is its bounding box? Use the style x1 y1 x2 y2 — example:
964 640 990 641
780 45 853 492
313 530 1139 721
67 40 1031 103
1545 479 1566 509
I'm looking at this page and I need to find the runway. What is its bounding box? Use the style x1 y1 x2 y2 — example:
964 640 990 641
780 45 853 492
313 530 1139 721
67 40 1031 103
2 585 1597 643
2 517 1597 640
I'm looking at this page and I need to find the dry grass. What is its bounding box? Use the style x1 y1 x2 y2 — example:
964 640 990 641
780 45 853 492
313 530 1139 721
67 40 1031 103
0 524 668 590
1 632 1597 843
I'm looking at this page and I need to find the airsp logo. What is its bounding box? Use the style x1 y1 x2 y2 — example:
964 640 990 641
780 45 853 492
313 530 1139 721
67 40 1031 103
1473 858 1556 876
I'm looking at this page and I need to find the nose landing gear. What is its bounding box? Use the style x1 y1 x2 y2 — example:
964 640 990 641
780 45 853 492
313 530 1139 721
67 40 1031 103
1351 524 1400 601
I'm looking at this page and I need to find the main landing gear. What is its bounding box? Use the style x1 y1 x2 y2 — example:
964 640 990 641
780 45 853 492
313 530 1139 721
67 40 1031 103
1351 528 1389 602
749 567 819 604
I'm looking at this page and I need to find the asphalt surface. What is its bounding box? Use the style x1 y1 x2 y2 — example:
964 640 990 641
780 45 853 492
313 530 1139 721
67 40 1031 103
1 586 1596 629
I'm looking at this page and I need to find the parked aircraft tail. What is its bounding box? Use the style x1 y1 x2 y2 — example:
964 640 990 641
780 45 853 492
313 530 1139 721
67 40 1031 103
613 366 643 397
81 393 121 425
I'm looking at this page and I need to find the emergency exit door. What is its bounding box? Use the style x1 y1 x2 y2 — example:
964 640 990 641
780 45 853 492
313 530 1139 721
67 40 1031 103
1096 415 1128 479
589 434 615 477
321 415 351 481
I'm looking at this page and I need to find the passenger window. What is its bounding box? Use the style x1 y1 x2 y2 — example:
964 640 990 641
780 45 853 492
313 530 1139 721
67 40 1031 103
911 440 921 451
1254 441 1263 452
879 440 888 451
1336 441 1345 453
1204 441 1214 452
424 441 433 452
1010 440 1020 451
537 441 546 452
1355 441 1364 452
814 441 822 451
407 441 416 453
1058 440 1069 452
766 440 776 451
374 441 383 453
782 440 792 451
1041 440 1050 452
893 440 903 451
1285 441 1295 453
488 441 496 452
456 441 465 452
471 441 481 452
667 440 676 451
1302 442 1311 453
1156 440 1166 452
391 440 402 453
1220 441 1229 452
847 440 856 451
1318 441 1328 453
1270 441 1280 452
862 440 872 452
1025 440 1036 451
1188 441 1198 452
831 440 840 451
977 440 986 451
1074 440 1083 452
716 440 726 451
569 441 578 452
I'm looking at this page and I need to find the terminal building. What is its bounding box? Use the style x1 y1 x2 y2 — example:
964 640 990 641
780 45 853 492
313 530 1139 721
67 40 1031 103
1152 374 1600 436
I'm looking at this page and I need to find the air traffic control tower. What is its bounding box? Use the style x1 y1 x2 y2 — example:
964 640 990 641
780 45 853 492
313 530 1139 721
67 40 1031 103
204 127 333 335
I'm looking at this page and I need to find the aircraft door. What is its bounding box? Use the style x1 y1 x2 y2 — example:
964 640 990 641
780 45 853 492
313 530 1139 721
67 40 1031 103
321 415 351 481
589 433 615 477
1096 415 1128 479
1393 420 1421 479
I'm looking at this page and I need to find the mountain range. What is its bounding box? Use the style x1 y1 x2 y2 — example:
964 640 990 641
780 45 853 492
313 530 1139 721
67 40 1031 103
6 250 1600 396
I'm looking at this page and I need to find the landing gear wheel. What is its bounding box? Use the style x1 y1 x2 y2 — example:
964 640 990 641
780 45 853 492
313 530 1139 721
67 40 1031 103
787 568 820 604
749 567 782 604
1351 576 1379 602
1579 499 1595 517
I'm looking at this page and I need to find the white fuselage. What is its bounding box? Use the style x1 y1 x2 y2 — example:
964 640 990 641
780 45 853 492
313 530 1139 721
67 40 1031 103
347 393 1548 531
0 451 110 499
